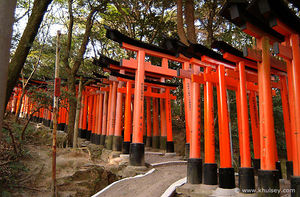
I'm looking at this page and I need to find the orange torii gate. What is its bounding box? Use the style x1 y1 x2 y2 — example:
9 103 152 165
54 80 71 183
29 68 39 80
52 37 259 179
94 55 178 153
221 0 300 195
105 26 191 165
168 37 282 190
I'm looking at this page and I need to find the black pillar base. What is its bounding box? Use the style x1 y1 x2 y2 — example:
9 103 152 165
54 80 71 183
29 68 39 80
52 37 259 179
276 161 282 179
112 136 122 151
50 121 53 129
90 133 94 143
286 161 293 180
291 176 300 197
166 141 174 153
258 170 279 196
187 158 202 184
129 143 145 166
253 158 260 176
64 124 68 133
219 168 235 189
160 136 167 150
239 167 255 193
152 136 160 149
86 130 91 141
61 123 66 132
57 123 62 131
80 129 87 139
91 133 95 144
43 119 47 126
95 134 101 145
145 136 152 147
78 129 82 137
105 135 113 150
185 143 190 160
46 120 51 127
203 163 218 185
122 141 130 154
100 135 106 145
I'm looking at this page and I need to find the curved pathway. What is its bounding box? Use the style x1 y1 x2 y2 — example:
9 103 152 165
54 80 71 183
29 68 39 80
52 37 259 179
93 154 187 197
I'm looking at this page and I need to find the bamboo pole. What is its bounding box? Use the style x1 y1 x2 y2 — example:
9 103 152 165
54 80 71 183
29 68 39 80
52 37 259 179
52 30 61 197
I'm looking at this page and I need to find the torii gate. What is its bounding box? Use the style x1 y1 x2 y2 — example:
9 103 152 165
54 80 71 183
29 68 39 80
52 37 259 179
221 0 300 195
94 54 178 153
105 26 194 166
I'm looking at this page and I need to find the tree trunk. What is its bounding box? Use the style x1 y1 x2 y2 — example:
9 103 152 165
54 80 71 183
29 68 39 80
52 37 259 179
14 90 25 122
67 76 76 147
5 0 53 108
206 1 217 47
21 107 41 140
0 0 17 141
177 0 188 45
73 77 83 148
66 7 97 147
184 0 197 44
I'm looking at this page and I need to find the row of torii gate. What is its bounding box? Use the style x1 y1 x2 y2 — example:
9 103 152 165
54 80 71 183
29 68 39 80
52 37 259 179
5 0 300 196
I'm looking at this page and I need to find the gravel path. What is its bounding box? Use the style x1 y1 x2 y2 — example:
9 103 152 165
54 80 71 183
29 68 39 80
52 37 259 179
95 154 187 197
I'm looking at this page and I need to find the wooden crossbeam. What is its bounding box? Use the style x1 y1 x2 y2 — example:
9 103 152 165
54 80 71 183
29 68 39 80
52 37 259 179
116 77 177 90
243 47 287 71
243 48 262 62
273 42 293 60
242 22 283 43
223 52 257 69
177 69 192 79
117 87 176 100
100 87 109 92
121 58 178 77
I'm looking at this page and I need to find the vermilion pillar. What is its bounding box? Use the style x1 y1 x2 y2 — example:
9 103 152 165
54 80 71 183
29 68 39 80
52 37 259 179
78 93 84 137
160 78 167 150
145 96 152 147
165 87 174 153
183 61 192 158
130 49 146 166
290 34 300 195
87 94 94 140
113 80 124 151
107 81 118 150
152 93 160 149
106 84 113 137
100 90 108 145
203 67 217 185
238 61 255 191
248 91 261 173
285 39 296 182
96 93 103 145
91 93 98 143
257 36 279 191
82 91 88 138
217 64 235 189
123 81 132 154
280 75 293 179
187 64 202 184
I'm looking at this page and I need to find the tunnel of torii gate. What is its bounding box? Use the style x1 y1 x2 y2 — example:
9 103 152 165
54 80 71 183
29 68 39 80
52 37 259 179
93 54 178 154
5 0 300 195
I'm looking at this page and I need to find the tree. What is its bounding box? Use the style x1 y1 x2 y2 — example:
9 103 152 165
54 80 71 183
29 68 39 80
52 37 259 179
5 0 53 109
176 0 197 45
62 0 107 146
0 1 17 140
